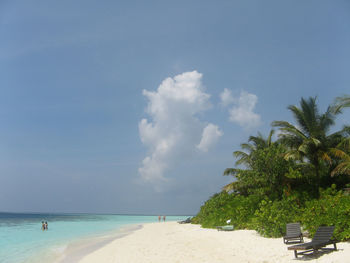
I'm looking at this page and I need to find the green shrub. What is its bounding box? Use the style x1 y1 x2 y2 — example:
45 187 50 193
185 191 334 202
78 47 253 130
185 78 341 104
216 193 261 229
301 186 350 241
253 198 302 237
192 192 261 229
192 191 233 228
193 187 350 241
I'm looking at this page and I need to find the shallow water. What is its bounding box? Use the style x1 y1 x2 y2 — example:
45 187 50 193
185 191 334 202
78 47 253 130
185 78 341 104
0 213 188 263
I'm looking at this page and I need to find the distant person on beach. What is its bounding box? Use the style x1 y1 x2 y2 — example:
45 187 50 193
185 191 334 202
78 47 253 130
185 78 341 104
45 221 48 230
158 215 161 222
163 215 166 222
41 221 45 230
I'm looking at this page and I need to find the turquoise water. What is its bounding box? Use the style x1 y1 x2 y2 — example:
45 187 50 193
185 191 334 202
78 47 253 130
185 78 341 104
0 213 189 263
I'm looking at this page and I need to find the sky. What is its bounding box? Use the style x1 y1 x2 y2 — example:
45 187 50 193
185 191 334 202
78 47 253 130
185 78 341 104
0 0 349 215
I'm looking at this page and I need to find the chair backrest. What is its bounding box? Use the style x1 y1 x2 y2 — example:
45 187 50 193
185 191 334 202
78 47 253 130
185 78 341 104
312 226 335 242
286 223 301 236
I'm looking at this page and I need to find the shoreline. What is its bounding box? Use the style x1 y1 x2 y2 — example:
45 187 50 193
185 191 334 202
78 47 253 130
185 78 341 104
24 224 143 263
78 222 350 263
57 224 143 263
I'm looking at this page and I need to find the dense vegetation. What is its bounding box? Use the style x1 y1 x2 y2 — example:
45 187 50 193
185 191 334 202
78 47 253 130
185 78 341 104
193 96 350 241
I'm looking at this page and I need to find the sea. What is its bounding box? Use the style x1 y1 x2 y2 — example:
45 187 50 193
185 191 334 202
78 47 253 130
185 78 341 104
0 212 189 263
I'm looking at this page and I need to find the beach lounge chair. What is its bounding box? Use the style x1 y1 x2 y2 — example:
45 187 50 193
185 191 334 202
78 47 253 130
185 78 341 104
178 217 192 224
288 226 338 258
216 225 234 231
283 223 303 244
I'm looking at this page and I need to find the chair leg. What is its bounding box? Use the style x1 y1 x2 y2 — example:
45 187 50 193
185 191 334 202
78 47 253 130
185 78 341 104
294 250 298 258
334 243 337 251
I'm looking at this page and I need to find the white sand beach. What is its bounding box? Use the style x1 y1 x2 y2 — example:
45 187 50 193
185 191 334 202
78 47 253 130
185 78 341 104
78 222 350 263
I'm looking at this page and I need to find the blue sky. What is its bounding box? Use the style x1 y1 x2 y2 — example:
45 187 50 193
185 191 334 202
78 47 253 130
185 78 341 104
0 0 349 215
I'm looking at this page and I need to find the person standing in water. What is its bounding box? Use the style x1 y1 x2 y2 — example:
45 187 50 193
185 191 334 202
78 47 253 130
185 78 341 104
41 221 45 230
45 221 48 230
163 215 166 222
158 215 161 222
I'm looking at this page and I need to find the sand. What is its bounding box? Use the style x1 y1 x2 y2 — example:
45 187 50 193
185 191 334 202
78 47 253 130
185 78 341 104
78 222 350 263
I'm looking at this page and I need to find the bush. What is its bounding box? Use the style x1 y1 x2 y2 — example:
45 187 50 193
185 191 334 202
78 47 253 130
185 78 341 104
224 194 261 229
301 185 350 241
192 191 232 228
253 198 302 237
192 192 261 229
193 186 350 241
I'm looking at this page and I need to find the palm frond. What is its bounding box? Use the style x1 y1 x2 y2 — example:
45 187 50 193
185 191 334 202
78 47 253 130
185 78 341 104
319 106 336 134
337 138 350 151
318 151 332 164
267 129 275 146
284 150 302 161
240 143 255 152
331 162 350 177
223 168 241 176
233 151 251 166
272 121 307 140
222 181 239 192
331 95 350 114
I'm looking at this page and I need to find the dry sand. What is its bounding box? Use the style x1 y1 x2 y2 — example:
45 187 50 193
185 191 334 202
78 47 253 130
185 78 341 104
78 222 350 263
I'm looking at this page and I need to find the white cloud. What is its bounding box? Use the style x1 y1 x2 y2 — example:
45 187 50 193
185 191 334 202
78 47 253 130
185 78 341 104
197 124 223 152
222 90 261 130
139 71 221 187
220 88 235 106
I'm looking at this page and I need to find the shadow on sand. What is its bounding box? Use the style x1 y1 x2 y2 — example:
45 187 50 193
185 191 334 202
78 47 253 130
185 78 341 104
294 248 342 261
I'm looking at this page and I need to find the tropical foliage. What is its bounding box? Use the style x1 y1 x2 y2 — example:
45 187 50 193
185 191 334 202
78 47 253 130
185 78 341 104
253 197 302 237
193 95 350 240
192 192 260 229
301 185 350 241
272 97 347 193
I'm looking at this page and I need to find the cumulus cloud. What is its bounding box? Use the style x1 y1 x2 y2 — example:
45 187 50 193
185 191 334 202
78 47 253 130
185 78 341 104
197 124 223 152
139 71 221 187
220 90 261 130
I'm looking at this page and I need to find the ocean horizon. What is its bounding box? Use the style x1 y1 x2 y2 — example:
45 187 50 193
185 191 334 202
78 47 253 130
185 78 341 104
0 212 190 263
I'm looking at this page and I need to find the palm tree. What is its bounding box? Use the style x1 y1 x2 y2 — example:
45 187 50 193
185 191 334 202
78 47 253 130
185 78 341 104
330 95 350 178
330 138 350 177
229 130 275 168
223 130 275 192
272 97 341 189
